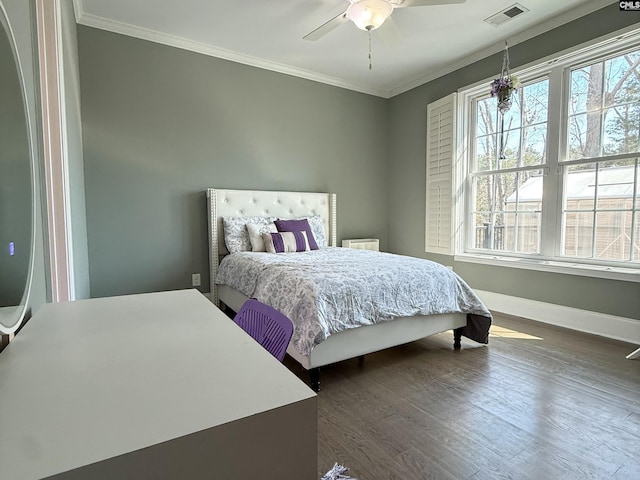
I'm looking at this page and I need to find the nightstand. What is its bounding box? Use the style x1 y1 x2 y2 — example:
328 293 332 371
342 238 379 251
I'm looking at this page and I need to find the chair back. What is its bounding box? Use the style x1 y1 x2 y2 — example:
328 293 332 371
233 299 294 362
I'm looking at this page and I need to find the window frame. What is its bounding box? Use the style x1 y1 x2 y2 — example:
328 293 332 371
454 28 640 282
465 72 554 258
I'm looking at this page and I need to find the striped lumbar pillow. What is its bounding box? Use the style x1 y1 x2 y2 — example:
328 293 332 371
262 231 310 253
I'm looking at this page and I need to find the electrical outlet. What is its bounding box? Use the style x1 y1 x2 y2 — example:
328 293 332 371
191 273 201 287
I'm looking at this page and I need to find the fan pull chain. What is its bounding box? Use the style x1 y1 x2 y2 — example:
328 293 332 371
368 29 372 70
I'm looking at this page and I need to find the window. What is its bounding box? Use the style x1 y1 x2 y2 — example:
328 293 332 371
470 77 549 255
454 32 640 276
563 53 640 262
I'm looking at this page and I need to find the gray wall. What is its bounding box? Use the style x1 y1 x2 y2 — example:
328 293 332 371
388 3 640 320
77 4 639 320
77 27 389 298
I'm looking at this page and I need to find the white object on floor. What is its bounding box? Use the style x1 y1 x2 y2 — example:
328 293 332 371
322 463 357 480
627 347 640 360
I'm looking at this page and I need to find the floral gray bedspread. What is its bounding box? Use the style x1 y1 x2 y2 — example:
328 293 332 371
216 247 492 356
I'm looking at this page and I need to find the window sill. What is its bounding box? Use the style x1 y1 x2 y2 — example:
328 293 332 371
454 253 640 283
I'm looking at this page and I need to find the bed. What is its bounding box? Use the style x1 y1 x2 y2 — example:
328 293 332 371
207 188 491 391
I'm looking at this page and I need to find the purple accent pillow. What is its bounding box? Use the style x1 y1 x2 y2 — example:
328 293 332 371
263 231 310 253
274 218 319 250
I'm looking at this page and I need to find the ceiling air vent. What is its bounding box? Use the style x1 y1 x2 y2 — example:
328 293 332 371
484 3 529 28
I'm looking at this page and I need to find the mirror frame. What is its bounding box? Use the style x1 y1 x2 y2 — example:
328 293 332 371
0 1 37 335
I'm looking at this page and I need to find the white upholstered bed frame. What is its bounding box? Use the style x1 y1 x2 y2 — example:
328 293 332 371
207 188 466 382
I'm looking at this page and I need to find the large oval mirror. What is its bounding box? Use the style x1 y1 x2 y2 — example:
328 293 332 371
0 3 35 334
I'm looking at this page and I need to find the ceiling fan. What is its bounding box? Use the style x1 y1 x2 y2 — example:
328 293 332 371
303 0 468 41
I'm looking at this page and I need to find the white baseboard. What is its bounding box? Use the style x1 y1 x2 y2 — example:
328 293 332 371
475 290 640 346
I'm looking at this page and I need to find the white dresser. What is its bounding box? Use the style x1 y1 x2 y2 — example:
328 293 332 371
0 289 317 479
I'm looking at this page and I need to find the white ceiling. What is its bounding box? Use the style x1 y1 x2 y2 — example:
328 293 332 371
74 0 614 98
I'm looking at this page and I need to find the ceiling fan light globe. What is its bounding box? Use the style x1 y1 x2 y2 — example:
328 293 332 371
346 0 394 31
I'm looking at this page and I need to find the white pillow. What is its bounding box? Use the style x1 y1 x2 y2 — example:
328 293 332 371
246 222 277 252
222 216 275 253
306 215 328 248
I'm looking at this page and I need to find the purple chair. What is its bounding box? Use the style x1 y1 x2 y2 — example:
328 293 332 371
233 299 294 362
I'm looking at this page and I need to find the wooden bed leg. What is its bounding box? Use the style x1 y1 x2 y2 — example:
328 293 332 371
309 368 320 393
453 327 463 350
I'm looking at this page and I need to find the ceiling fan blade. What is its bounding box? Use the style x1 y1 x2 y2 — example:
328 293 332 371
399 0 466 7
303 11 349 41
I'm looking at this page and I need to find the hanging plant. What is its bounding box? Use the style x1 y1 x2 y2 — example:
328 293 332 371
490 74 521 114
490 41 519 158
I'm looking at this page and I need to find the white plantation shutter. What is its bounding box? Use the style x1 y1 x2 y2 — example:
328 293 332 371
425 93 456 255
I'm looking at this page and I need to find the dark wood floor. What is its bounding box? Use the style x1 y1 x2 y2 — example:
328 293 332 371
284 313 640 479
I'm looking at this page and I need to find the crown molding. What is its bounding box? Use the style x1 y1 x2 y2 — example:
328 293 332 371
74 0 614 99
75 11 389 98
72 0 83 22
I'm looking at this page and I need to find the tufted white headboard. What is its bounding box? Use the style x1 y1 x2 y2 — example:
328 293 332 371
206 188 337 305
